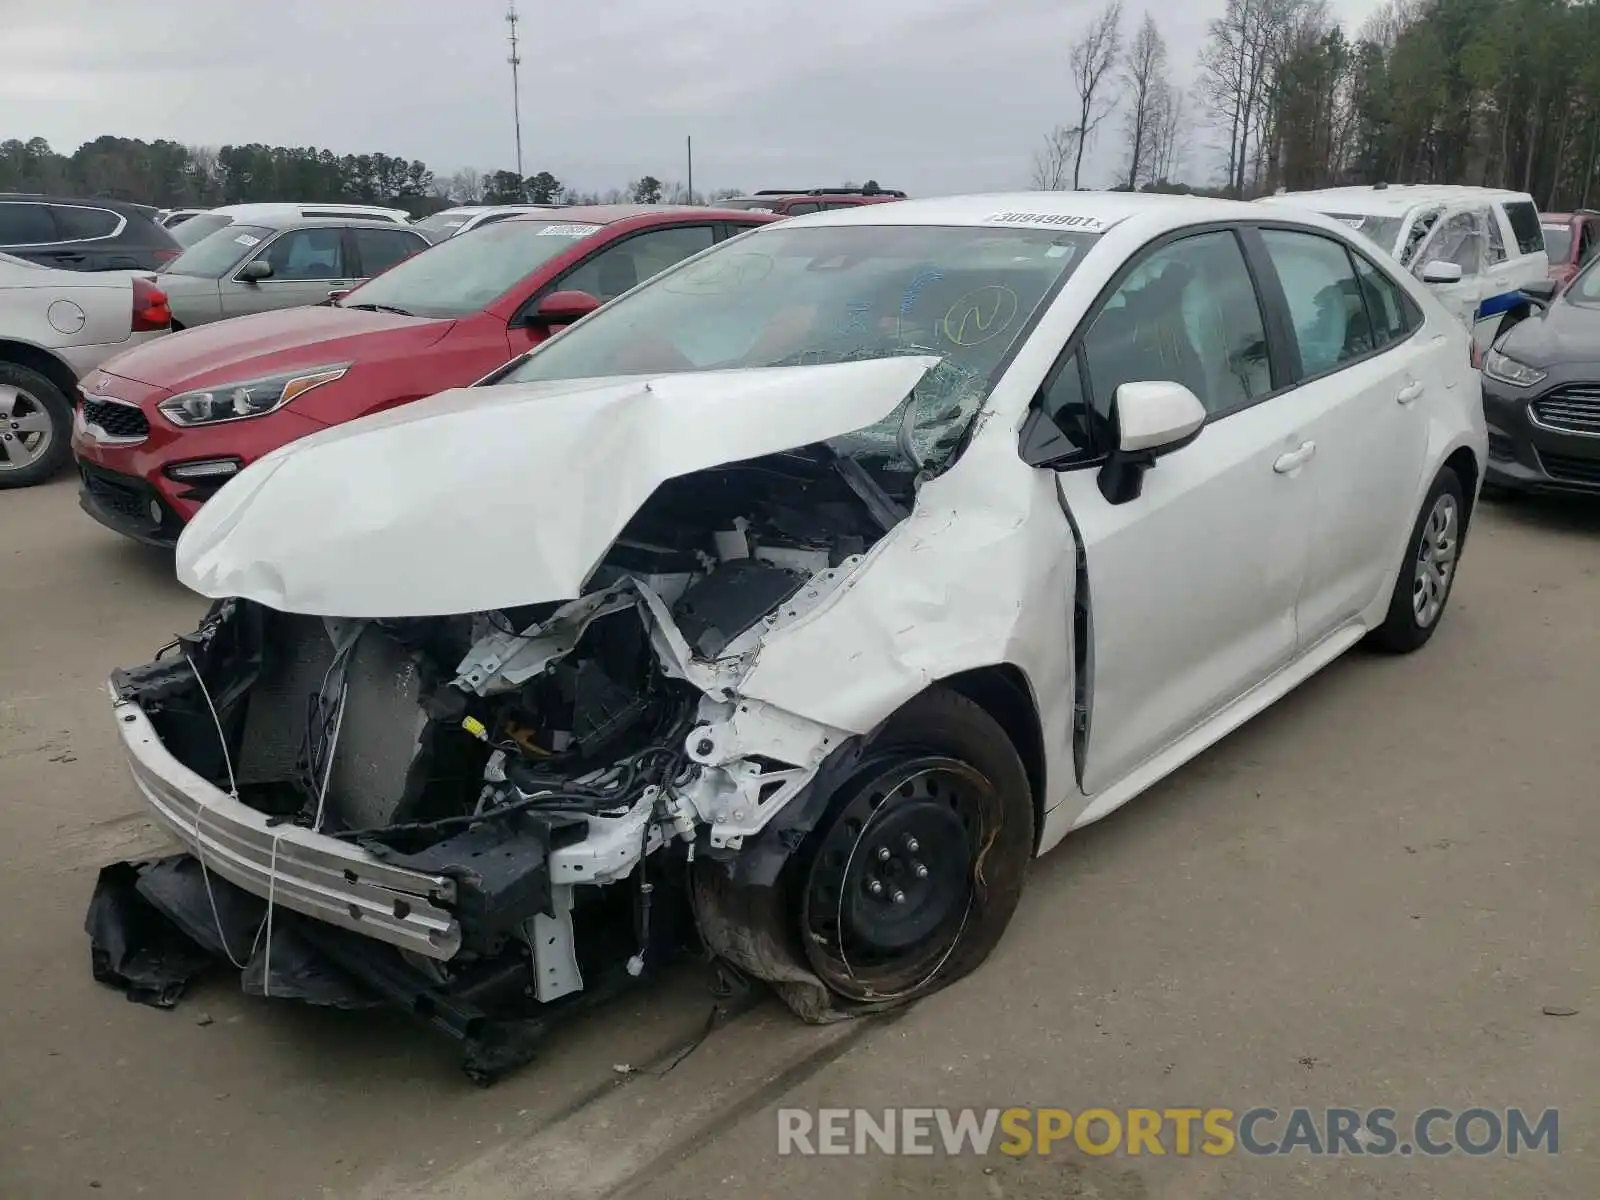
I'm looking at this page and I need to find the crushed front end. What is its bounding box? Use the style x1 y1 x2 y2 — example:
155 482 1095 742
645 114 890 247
91 447 895 1079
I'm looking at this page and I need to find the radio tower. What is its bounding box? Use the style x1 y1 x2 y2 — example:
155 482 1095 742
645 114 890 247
506 2 524 178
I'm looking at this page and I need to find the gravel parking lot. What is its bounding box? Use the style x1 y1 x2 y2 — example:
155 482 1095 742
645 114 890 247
1 473 1595 1199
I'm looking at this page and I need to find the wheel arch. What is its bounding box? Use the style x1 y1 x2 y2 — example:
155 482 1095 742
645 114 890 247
925 664 1047 849
0 339 79 400
1443 445 1479 538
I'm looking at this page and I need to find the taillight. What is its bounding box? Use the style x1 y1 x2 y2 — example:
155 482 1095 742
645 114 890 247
131 276 171 332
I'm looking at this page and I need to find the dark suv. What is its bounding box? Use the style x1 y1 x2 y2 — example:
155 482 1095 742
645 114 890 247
0 195 181 271
718 184 907 217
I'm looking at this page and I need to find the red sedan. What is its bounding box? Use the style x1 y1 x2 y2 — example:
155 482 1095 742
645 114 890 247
72 205 775 546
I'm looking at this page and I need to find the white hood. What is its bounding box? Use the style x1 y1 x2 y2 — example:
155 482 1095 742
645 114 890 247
175 357 937 617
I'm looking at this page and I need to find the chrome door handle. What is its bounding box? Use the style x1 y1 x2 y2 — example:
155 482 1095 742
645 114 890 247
1396 381 1424 404
1273 440 1317 473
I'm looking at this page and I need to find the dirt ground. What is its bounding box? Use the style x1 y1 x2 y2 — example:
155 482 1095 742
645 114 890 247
1 473 1594 1199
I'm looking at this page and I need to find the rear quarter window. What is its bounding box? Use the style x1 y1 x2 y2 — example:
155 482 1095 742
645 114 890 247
53 206 122 240
1502 201 1545 257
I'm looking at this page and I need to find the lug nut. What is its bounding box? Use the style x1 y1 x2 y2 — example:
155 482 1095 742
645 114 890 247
891 889 906 904
876 846 891 862
903 835 920 853
867 879 884 896
913 862 929 879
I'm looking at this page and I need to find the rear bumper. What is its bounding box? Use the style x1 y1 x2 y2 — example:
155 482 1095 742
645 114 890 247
112 690 462 960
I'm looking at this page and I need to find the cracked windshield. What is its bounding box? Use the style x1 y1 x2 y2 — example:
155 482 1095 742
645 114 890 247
501 224 1098 474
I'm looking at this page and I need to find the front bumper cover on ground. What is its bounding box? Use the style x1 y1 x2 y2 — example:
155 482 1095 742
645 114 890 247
114 693 463 959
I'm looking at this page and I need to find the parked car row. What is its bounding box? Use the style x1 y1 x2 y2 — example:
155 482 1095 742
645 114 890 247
156 214 429 329
92 192 1490 1073
0 194 181 271
72 204 776 540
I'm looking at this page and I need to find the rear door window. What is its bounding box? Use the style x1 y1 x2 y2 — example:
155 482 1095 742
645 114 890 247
354 227 426 276
1501 200 1544 257
0 203 58 245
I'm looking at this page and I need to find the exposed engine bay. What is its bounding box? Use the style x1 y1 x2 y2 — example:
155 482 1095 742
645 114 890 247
91 443 911 1079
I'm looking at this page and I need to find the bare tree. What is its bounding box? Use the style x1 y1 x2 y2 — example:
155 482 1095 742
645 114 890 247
1030 126 1081 189
1067 0 1126 189
1197 0 1304 195
1145 82 1187 184
446 167 483 203
1120 14 1170 189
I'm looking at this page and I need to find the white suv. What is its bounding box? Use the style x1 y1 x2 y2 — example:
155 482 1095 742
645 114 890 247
1258 185 1548 350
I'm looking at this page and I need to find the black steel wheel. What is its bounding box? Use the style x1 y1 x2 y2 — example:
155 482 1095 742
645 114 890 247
793 687 1034 1008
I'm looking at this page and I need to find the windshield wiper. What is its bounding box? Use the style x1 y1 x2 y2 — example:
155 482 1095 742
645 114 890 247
342 302 415 316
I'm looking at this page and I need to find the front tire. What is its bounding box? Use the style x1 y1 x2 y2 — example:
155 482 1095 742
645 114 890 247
790 687 1035 1010
0 361 73 489
1369 467 1465 653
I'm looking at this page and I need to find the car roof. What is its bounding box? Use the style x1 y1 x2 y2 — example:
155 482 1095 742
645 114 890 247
1258 184 1535 218
772 190 1271 234
211 202 409 217
220 214 420 232
0 192 156 214
501 203 775 225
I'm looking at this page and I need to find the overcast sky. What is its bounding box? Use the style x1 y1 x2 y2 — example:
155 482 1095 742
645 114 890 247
4 0 1384 198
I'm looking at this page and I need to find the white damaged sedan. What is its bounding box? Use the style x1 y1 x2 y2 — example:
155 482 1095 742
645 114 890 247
97 193 1485 1071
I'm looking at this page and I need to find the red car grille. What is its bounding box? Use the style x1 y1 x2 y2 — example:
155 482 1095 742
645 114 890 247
82 395 150 439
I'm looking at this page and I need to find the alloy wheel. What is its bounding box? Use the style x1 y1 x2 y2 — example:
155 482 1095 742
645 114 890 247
0 384 55 473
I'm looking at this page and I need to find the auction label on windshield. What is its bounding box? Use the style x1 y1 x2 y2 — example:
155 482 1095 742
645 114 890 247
984 211 1110 232
537 224 603 237
233 233 262 246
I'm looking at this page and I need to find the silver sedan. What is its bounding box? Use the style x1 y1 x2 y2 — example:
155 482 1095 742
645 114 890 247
155 216 429 329
0 252 170 487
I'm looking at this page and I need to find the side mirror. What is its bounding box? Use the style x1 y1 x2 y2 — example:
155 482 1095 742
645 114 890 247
1419 260 1464 284
1518 278 1559 305
529 289 600 326
237 259 273 282
1098 381 1206 505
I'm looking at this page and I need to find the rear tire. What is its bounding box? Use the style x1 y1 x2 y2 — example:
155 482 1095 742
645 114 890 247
788 687 1035 1011
0 361 73 489
1369 467 1465 653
